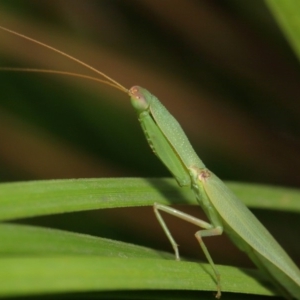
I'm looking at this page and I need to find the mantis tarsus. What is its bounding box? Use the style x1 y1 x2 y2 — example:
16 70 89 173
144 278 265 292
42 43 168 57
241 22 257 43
0 25 299 299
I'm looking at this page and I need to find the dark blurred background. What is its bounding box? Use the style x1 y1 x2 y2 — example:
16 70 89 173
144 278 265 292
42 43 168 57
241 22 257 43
0 0 299 267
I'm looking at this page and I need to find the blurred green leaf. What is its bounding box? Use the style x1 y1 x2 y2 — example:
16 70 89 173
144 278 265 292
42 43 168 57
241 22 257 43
266 0 300 62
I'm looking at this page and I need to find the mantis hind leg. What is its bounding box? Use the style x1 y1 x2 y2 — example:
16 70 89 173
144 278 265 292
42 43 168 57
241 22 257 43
153 202 223 298
195 228 222 298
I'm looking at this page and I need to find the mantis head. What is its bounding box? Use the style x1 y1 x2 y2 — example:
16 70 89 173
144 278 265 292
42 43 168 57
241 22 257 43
129 86 152 113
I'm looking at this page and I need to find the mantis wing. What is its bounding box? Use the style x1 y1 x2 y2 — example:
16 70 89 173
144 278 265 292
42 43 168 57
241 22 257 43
202 171 300 299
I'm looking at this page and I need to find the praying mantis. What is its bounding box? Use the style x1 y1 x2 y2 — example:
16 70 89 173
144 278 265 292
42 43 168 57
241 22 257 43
0 25 300 299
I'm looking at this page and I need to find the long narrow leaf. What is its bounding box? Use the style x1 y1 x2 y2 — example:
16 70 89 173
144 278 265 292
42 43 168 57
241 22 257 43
0 223 172 259
0 256 274 298
0 223 278 298
266 0 300 62
0 178 299 221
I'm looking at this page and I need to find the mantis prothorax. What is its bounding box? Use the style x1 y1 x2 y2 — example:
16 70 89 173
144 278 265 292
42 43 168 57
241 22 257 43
0 25 299 299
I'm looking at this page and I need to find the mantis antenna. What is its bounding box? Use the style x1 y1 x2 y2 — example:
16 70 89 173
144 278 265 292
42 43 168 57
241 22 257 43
0 68 127 93
0 25 128 94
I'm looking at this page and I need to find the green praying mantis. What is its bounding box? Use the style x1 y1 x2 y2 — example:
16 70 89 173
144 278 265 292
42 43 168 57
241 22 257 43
0 25 300 299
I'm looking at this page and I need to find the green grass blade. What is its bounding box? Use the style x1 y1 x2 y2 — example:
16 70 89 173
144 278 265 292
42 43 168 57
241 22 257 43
0 178 300 220
0 256 274 298
0 223 278 298
265 0 300 61
0 178 188 221
0 178 299 221
0 223 172 259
